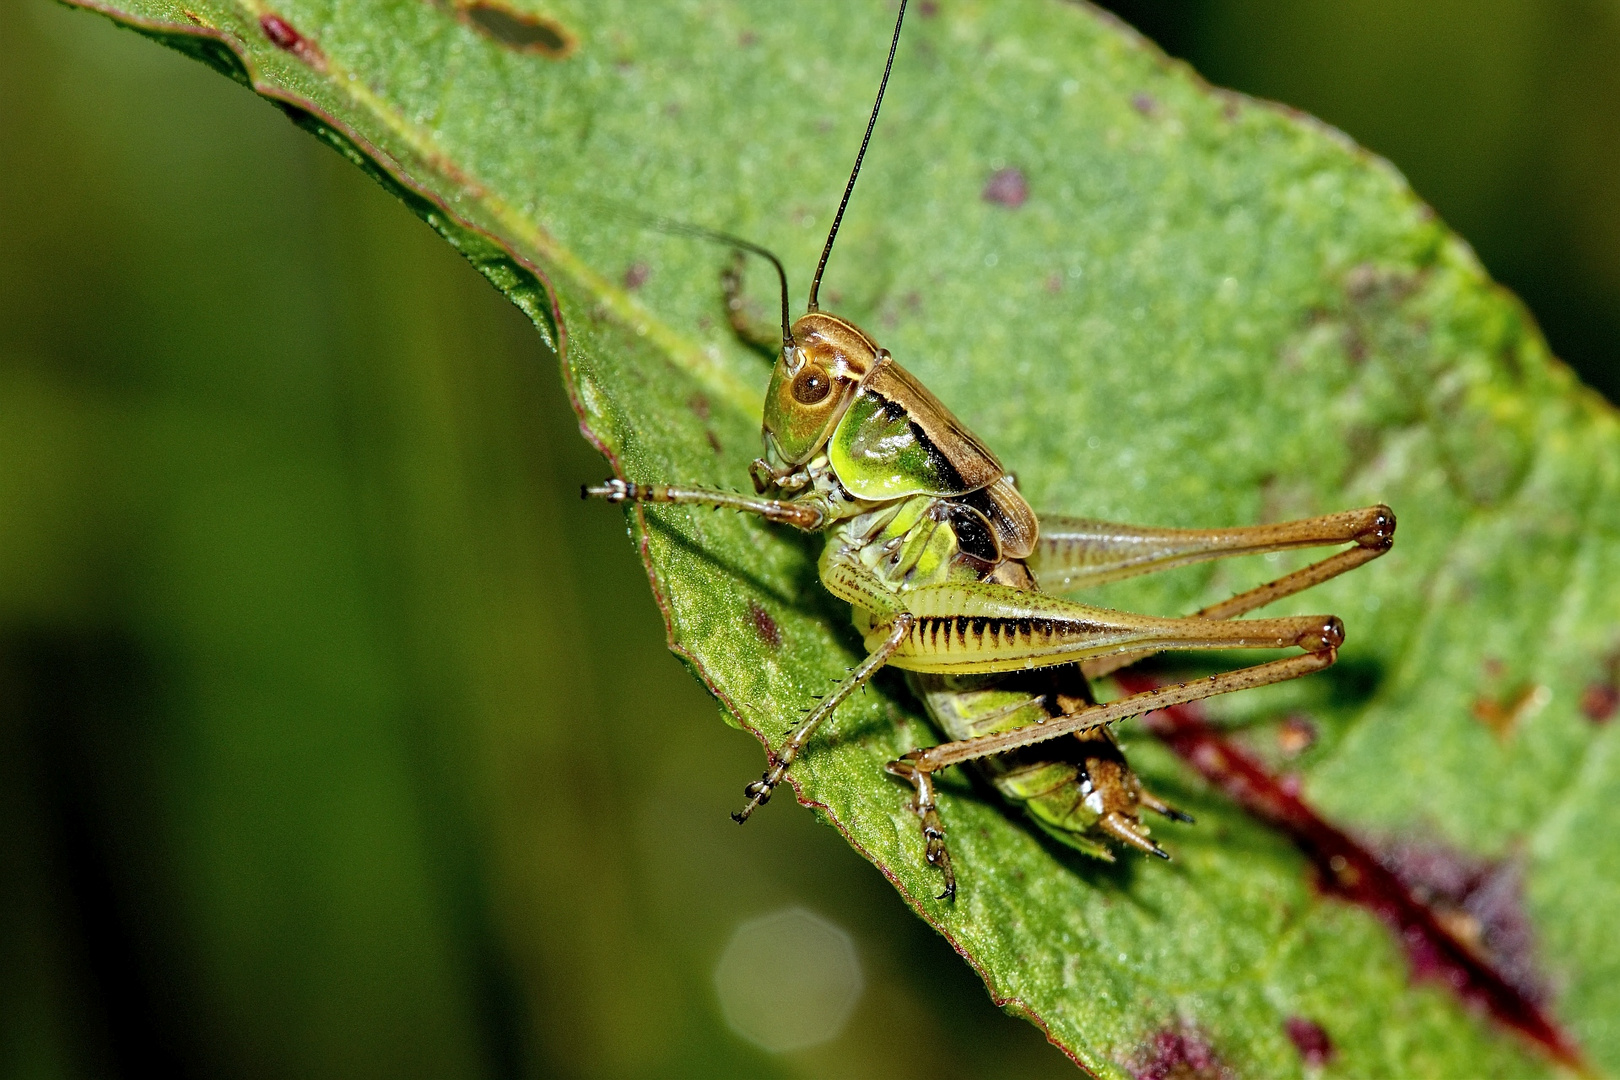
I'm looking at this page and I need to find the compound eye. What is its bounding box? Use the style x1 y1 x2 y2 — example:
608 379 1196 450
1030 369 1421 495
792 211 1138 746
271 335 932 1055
790 367 832 405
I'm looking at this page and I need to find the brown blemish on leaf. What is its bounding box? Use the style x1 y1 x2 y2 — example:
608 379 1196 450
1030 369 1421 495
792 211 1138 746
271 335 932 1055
455 1 575 58
1376 839 1550 1006
1283 1016 1334 1067
623 261 650 290
1579 651 1619 722
1130 92 1158 117
687 394 710 422
1044 272 1063 294
1580 682 1618 722
1471 681 1549 741
1119 673 1586 1069
259 13 326 70
1128 1026 1232 1080
747 600 781 651
1276 715 1317 757
705 429 723 455
982 167 1028 208
738 29 757 47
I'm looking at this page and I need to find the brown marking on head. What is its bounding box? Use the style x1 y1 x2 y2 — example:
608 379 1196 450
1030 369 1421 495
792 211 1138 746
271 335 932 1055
747 600 781 651
687 394 711 422
623 261 650 290
1131 92 1158 116
982 167 1028 208
1283 1017 1334 1067
455 2 575 57
259 13 326 69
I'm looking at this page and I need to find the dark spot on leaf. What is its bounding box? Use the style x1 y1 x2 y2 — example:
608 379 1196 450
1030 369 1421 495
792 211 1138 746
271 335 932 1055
1283 1017 1334 1066
919 0 940 15
1344 262 1422 306
259 13 325 68
1129 1027 1231 1080
1470 662 1547 740
748 601 781 651
738 29 757 47
687 394 710 422
1580 681 1619 722
623 262 650 290
1471 683 1542 739
1221 97 1241 122
705 429 723 455
1119 673 1586 1069
457 2 575 57
1044 272 1063 294
1276 715 1316 756
1578 650 1619 722
259 12 299 48
1342 324 1368 364
982 167 1028 208
1375 839 1550 1006
1131 92 1158 116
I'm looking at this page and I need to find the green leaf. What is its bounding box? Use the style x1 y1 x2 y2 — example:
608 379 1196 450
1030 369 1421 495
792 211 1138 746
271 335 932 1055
65 0 1618 1074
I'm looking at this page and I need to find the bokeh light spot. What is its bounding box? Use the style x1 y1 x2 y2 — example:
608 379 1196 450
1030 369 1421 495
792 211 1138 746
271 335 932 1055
713 906 863 1052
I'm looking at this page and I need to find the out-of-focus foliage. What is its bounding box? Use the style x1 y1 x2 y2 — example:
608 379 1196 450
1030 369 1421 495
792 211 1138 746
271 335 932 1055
1111 0 1620 406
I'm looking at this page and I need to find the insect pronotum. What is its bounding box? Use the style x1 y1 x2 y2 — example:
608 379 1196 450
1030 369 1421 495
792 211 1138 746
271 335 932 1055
586 0 1394 900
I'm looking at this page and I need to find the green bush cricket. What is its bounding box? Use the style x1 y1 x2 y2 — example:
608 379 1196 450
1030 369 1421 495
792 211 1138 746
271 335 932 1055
586 0 1394 901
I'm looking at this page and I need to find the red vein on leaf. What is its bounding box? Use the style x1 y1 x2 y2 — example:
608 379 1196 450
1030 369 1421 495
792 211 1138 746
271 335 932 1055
1114 672 1587 1071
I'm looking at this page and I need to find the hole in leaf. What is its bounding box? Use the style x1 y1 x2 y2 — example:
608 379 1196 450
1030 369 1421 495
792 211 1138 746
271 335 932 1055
457 2 575 57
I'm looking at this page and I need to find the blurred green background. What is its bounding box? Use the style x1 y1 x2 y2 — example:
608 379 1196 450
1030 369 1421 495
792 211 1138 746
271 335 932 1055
1 2 1616 1078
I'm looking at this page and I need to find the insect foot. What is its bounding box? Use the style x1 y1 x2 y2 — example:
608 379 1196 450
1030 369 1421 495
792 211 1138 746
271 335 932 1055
732 763 790 823
582 477 631 502
885 754 957 901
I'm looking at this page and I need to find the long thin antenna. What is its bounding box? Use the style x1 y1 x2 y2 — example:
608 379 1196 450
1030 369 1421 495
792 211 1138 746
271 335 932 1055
606 204 796 352
807 0 909 312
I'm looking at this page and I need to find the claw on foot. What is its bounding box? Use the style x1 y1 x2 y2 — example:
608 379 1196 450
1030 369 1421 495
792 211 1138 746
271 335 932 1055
732 767 784 823
582 477 631 502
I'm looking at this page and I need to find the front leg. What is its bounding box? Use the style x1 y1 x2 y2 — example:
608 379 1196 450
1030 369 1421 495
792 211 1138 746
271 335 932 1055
733 614 915 821
583 478 827 530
